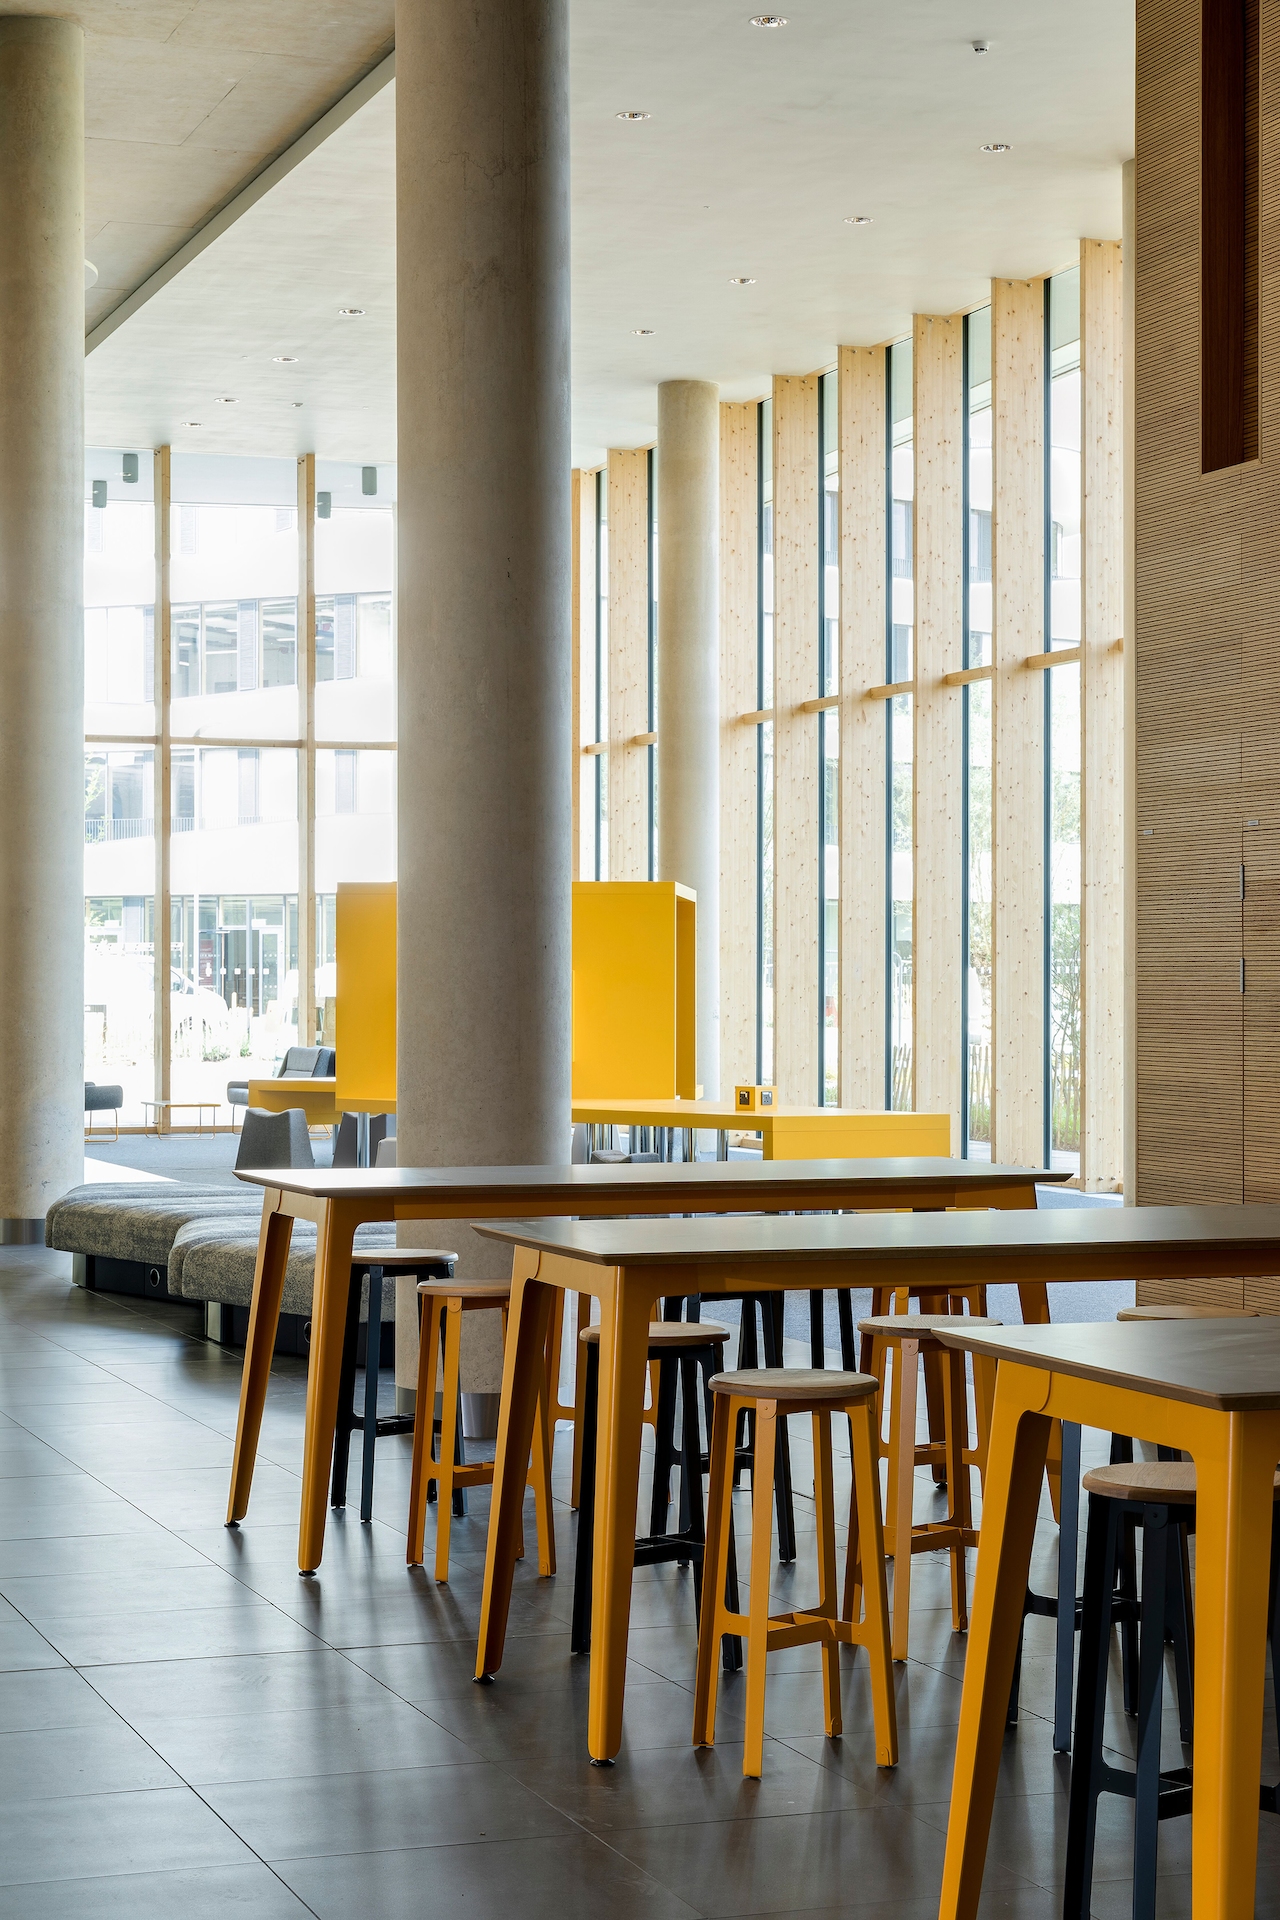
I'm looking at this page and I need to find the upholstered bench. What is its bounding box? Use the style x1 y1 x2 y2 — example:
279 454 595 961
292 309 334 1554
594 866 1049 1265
46 1182 264 1301
172 1214 399 1357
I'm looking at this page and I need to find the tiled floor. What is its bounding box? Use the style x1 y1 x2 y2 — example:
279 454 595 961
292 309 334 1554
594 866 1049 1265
0 1245 1276 1918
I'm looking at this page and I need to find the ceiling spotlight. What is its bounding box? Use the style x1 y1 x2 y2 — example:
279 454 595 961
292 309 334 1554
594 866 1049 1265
273 354 298 363
750 13 788 24
615 109 650 120
980 142 1011 153
215 396 237 404
972 39 991 54
182 422 203 428
729 276 756 285
338 307 365 317
292 401 304 409
633 327 655 335
845 215 874 226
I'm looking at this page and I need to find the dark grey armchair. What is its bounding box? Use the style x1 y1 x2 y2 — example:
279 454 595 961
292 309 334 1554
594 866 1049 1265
84 1082 124 1142
234 1107 315 1172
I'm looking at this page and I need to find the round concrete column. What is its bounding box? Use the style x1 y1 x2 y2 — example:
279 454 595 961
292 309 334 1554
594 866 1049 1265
0 18 85 1239
656 379 721 1098
395 0 571 1378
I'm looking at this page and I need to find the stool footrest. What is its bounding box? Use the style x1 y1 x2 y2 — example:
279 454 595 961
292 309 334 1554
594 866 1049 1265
1097 1759 1193 1820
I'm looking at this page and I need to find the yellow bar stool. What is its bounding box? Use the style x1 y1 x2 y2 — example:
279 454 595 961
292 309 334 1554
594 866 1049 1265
406 1277 556 1584
692 1366 898 1781
857 1313 1000 1662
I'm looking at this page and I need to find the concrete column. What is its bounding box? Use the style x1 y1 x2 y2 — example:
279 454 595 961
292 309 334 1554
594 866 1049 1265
0 19 85 1239
656 379 721 1097
395 0 571 1386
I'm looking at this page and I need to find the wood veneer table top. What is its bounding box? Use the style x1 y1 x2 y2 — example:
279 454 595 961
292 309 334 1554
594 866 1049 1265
232 1157 1057 1208
933 1316 1280 1412
470 1202 1280 1286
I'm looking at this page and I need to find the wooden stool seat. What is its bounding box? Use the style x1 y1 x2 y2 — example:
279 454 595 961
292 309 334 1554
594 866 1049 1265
1084 1460 1280 1504
858 1313 1002 1344
353 1248 460 1267
581 1320 733 1350
709 1366 878 1406
693 1366 898 1778
1116 1304 1260 1321
407 1275 553 1582
415 1276 511 1306
856 1313 1000 1661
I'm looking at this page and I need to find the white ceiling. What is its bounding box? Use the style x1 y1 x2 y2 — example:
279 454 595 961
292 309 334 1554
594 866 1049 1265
84 0 1134 469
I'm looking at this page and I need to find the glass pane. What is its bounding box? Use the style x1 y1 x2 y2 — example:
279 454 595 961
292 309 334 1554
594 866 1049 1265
1047 268 1082 1172
315 748 396 1020
84 749 155 1125
965 306 993 1154
84 450 155 736
169 748 299 1107
170 454 300 741
315 461 395 741
819 369 839 1102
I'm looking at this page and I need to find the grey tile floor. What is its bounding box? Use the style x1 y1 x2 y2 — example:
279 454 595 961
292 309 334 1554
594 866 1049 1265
0 1244 1276 1918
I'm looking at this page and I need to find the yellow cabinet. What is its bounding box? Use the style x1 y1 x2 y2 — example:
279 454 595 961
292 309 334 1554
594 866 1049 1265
571 881 696 1099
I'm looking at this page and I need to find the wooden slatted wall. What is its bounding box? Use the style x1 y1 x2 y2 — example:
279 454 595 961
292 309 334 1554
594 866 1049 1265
839 347 888 1109
912 315 964 1148
606 449 650 881
1080 242 1126 1191
719 403 759 1090
991 279 1047 1168
771 374 821 1103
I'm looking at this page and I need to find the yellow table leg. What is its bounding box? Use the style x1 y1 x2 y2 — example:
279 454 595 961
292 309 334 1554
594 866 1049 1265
227 1193 293 1525
848 1397 898 1766
297 1199 357 1573
938 1363 1052 1920
1186 1412 1280 1920
587 1268 658 1763
475 1255 555 1680
406 1294 444 1566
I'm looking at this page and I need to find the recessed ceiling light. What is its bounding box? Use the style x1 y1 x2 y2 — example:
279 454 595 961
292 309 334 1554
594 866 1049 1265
215 396 237 404
633 328 655 335
292 402 304 408
750 13 788 24
972 40 991 54
615 110 650 121
845 215 874 227
729 276 756 285
183 421 202 428
338 307 365 317
980 142 1011 153
273 354 298 364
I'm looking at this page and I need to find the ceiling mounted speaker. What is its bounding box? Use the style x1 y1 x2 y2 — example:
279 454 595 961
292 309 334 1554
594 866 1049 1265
317 492 332 519
362 466 377 496
122 453 139 484
92 479 108 509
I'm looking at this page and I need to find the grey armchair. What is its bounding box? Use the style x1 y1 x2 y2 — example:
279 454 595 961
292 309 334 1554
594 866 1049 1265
227 1045 336 1126
234 1107 315 1171
84 1082 124 1142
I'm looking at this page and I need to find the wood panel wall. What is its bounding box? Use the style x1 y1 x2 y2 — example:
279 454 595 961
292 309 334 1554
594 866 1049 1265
606 449 650 881
1080 241 1125 1191
571 469 599 882
838 346 888 1108
1132 0 1280 1308
771 374 821 1104
719 403 759 1090
991 279 1046 1168
912 316 964 1147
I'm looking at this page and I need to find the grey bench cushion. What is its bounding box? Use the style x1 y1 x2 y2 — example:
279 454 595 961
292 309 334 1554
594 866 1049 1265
173 1217 399 1317
45 1183 263 1266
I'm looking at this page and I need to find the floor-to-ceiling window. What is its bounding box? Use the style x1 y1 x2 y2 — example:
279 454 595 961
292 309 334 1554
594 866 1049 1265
757 398 775 1085
1046 268 1082 1172
819 369 840 1102
887 341 914 1110
85 448 396 1127
963 307 993 1157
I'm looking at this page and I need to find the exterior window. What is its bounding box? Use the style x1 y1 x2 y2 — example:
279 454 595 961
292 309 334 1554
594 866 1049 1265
1046 267 1082 1172
887 340 914 1110
963 306 993 1156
